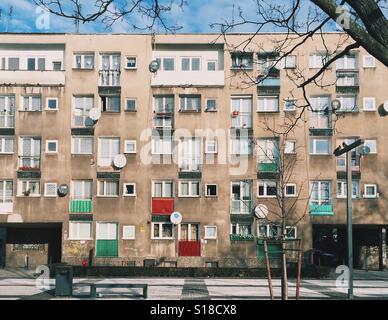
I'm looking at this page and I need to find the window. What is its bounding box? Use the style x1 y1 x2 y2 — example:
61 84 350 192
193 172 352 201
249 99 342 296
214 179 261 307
205 99 217 111
152 181 173 197
204 226 217 239
364 184 378 198
156 57 175 71
230 137 252 156
21 96 41 111
257 53 278 73
337 95 358 112
205 140 217 154
309 138 331 155
46 98 58 111
101 95 120 112
0 95 15 128
0 180 13 204
364 139 377 154
258 180 278 198
27 57 45 71
336 138 360 170
125 56 137 69
180 95 201 112
151 222 173 239
17 179 40 196
100 54 120 71
73 96 94 127
337 180 360 199
178 180 200 197
72 180 93 199
151 135 173 155
231 96 252 128
45 140 58 154
257 139 279 163
179 138 201 171
258 96 279 112
123 226 135 239
44 183 57 197
309 53 329 68
97 180 119 197
100 54 120 86
74 53 94 69
205 184 218 197
124 140 136 154
310 181 331 206
98 138 120 166
125 98 136 111
284 140 296 154
71 136 93 155
336 72 358 86
181 57 201 71
231 52 253 69
310 96 330 129
52 61 62 71
363 54 375 68
96 222 117 240
336 54 357 70
0 136 14 154
285 183 297 197
363 97 376 111
207 60 217 71
284 55 296 69
231 223 252 236
123 183 136 197
284 99 296 111
19 137 41 169
231 181 252 214
8 57 20 70
69 222 92 240
153 95 174 128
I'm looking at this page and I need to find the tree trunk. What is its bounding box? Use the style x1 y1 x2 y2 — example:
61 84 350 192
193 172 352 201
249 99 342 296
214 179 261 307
281 222 288 300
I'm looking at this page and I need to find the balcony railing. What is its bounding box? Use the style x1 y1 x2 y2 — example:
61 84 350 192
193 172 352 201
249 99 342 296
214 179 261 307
231 199 252 215
0 115 15 128
0 70 65 86
309 204 334 216
99 70 120 86
18 156 41 170
152 197 174 215
230 234 254 241
69 199 93 213
258 161 279 172
178 240 201 256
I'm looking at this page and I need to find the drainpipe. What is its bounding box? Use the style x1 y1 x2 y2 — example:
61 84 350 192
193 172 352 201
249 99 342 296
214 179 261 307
24 255 29 270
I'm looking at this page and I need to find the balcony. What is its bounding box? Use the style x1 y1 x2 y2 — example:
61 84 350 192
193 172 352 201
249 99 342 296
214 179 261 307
230 234 254 241
69 199 93 213
152 198 174 215
0 114 15 128
151 70 224 87
257 77 280 94
18 157 40 171
0 70 65 86
230 200 252 215
258 162 279 173
309 204 334 216
178 240 201 256
336 71 359 93
98 70 120 88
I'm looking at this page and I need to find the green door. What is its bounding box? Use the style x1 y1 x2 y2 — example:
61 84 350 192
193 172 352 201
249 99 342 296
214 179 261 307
96 223 118 257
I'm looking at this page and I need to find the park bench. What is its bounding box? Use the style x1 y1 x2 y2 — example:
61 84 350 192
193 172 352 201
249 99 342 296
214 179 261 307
90 283 148 299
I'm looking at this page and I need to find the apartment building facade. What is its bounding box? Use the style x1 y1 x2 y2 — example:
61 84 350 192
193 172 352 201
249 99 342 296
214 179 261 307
0 33 387 270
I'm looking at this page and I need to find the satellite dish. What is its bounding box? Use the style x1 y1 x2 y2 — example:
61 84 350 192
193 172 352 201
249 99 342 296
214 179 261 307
331 99 341 111
358 145 370 156
170 211 182 224
149 60 160 73
384 100 388 113
89 108 101 121
113 154 127 168
254 204 269 219
58 184 69 197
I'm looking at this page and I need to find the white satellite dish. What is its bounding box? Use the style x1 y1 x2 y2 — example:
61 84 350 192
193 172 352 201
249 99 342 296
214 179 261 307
384 100 388 113
331 99 341 111
170 211 182 224
89 108 101 121
254 204 269 219
113 154 127 168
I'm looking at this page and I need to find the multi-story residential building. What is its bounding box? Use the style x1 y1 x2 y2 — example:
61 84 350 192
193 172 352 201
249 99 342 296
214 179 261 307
0 33 386 270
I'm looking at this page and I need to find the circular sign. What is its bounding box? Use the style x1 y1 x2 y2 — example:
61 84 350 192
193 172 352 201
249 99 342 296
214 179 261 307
89 108 101 121
113 154 127 168
170 211 182 224
331 99 341 111
254 204 269 219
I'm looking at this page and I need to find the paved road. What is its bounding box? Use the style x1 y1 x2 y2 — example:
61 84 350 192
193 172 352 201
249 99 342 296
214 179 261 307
1 269 388 300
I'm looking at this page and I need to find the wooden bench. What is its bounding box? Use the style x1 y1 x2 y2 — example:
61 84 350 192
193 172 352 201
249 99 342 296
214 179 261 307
90 283 148 299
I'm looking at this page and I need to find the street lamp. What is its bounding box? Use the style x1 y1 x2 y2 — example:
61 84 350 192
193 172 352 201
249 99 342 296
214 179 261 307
333 138 365 299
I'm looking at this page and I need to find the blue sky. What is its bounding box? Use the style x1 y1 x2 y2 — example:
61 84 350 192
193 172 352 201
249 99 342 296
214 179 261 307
0 0 340 33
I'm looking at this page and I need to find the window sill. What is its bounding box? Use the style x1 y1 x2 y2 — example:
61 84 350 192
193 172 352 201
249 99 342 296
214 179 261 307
256 110 280 113
178 110 201 113
257 195 277 198
122 238 135 240
16 195 41 198
178 195 201 198
68 238 93 241
124 67 137 70
96 195 119 198
363 196 378 199
19 110 42 113
123 194 136 197
71 153 94 156
45 152 58 155
0 152 14 155
205 195 218 198
205 109 217 112
124 109 137 113
45 109 58 112
72 68 95 71
363 109 376 112
151 238 174 241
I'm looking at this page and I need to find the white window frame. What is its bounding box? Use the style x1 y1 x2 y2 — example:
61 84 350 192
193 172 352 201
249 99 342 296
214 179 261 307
337 180 360 199
124 140 137 154
151 136 173 155
337 95 358 112
309 53 329 69
17 179 40 197
179 95 201 112
364 184 378 198
100 95 120 113
284 183 297 197
20 95 41 112
230 96 252 129
257 180 278 198
125 56 137 70
181 57 201 71
284 99 296 111
309 138 331 155
122 225 136 240
98 137 120 166
125 98 137 111
96 222 118 240
44 182 57 197
205 184 218 197
230 223 253 236
310 181 332 206
97 180 119 197
364 139 377 154
71 136 94 155
257 95 279 112
205 140 217 154
363 97 376 111
152 180 174 198
45 140 58 154
69 222 93 240
73 53 95 69
284 55 296 69
363 54 375 68
309 96 331 129
0 136 14 154
205 98 217 111
71 180 93 200
0 180 13 204
156 57 175 71
46 97 58 111
178 138 201 171
207 60 217 71
123 183 136 197
151 222 174 240
204 226 217 239
336 54 357 70
178 180 200 198
73 95 94 127
284 140 296 154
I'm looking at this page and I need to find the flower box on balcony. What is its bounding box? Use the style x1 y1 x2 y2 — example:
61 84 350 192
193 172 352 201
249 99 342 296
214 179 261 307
152 198 174 215
230 234 255 241
18 166 40 171
309 204 334 216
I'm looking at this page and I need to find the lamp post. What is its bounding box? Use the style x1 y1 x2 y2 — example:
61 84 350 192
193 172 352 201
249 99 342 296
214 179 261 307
333 138 364 299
